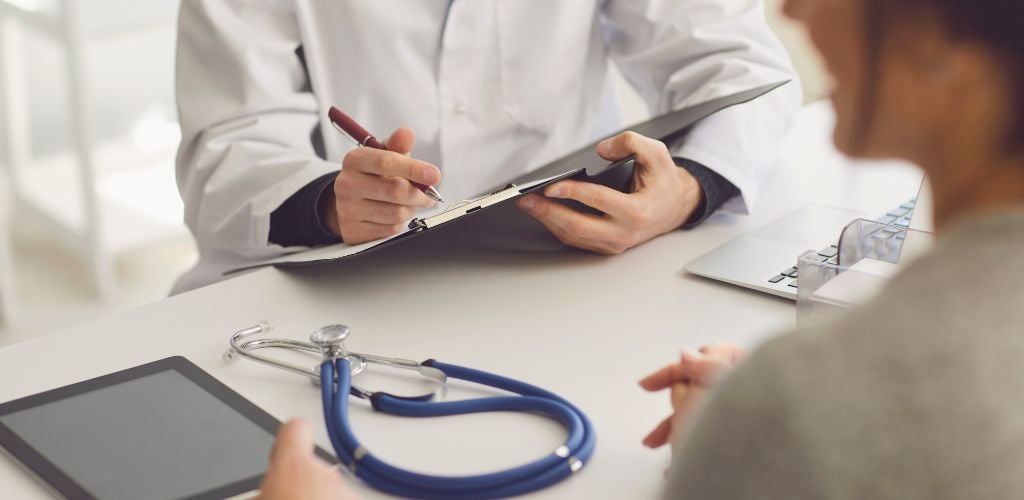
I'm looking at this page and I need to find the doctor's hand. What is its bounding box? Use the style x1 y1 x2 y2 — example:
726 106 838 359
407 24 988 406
257 419 355 500
639 345 746 453
320 127 441 244
516 132 702 255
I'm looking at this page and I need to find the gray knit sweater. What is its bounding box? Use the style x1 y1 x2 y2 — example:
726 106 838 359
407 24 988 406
667 209 1024 499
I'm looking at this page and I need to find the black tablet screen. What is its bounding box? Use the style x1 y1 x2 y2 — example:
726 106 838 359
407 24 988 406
0 368 275 499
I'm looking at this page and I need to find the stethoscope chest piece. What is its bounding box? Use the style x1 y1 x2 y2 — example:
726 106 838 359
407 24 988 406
310 324 350 345
224 322 441 398
309 324 351 359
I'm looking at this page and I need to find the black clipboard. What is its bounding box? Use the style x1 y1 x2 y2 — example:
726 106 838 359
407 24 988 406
229 81 790 274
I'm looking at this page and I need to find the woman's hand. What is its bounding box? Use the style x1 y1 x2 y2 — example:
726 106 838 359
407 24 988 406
256 419 355 500
639 345 747 451
516 131 703 255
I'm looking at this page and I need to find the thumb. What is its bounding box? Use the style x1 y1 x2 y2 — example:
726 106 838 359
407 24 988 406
383 127 416 155
269 419 314 464
595 132 670 187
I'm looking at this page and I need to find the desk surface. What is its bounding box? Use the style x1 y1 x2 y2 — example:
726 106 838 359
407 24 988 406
0 102 922 499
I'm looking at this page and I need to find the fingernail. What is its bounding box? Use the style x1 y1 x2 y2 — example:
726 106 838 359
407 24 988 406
597 139 612 155
681 347 702 361
518 195 536 210
546 186 563 198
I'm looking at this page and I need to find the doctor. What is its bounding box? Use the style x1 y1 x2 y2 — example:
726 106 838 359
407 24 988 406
173 0 800 291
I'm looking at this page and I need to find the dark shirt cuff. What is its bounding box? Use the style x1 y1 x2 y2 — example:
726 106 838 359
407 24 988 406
673 157 740 229
269 172 341 247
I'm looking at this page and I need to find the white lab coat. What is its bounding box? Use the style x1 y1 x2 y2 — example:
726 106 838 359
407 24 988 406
173 0 800 293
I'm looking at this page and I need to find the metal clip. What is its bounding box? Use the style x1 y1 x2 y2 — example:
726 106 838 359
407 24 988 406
409 184 520 231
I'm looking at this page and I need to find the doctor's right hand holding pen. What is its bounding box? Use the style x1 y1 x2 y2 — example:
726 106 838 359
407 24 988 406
318 125 443 245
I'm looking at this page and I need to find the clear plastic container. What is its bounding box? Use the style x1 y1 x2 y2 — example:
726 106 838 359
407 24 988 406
797 219 934 327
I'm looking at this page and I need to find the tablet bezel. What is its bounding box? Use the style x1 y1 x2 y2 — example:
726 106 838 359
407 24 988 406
0 356 335 500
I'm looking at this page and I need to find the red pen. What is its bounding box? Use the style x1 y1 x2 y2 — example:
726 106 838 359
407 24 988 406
327 106 445 203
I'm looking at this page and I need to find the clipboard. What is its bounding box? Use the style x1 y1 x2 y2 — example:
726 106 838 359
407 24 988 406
228 81 790 274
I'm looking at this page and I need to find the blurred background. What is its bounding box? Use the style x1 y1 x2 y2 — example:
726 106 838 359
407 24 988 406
0 0 827 345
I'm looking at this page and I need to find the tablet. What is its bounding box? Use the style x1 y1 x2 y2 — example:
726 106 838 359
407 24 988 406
0 356 334 500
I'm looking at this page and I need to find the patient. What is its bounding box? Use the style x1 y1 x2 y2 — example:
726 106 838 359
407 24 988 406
650 0 1024 497
256 0 1024 497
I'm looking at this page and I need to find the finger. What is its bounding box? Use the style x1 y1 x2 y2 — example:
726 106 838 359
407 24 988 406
679 349 732 386
383 127 416 156
343 148 441 186
669 382 692 410
675 385 709 422
642 416 674 449
640 348 707 391
729 347 748 364
691 345 746 382
707 344 748 364
516 195 625 254
338 171 435 208
595 131 672 171
639 363 690 391
668 384 710 446
343 198 417 225
270 419 314 464
699 344 744 360
679 347 703 363
695 356 733 385
544 180 634 218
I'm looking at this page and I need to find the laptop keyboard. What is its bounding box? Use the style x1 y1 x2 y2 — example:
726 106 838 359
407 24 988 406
768 198 917 290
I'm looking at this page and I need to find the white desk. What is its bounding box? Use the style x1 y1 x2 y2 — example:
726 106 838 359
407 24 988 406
0 102 922 499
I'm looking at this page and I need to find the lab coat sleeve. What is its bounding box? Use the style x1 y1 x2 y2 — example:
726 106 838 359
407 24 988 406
602 0 802 214
175 0 336 262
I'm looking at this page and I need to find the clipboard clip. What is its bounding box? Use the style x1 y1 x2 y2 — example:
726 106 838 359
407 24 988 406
409 184 521 231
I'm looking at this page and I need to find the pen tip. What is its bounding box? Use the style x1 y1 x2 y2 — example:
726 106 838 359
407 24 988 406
426 187 445 204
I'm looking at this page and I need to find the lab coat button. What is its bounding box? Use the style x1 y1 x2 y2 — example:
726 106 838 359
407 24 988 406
453 101 467 114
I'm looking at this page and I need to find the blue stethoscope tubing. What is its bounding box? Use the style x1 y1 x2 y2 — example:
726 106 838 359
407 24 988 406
320 357 597 499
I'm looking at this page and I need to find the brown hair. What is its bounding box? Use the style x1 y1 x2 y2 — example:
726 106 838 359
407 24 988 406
858 0 1024 150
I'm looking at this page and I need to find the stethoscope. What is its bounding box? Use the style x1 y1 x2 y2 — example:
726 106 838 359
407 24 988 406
224 321 596 499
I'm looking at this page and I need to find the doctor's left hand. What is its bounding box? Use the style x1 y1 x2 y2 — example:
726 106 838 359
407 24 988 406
516 132 703 254
257 419 355 500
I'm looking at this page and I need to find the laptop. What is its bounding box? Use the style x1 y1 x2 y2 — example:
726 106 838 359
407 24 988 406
685 182 933 300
